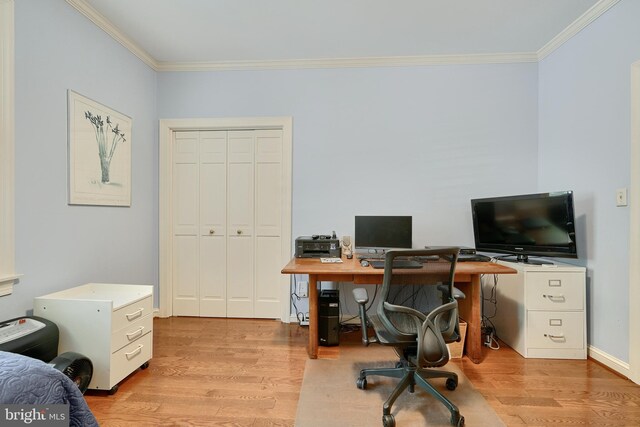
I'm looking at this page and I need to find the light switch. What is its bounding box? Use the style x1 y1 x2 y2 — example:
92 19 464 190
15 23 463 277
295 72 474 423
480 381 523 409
616 188 628 207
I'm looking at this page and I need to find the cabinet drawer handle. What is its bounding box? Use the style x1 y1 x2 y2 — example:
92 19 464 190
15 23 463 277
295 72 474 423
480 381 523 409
126 308 144 321
544 334 566 342
126 327 145 340
542 294 565 302
237 229 242 235
125 345 143 360
209 229 215 235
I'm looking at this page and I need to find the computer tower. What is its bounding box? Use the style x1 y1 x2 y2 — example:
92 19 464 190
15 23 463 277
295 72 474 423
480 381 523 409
319 290 340 346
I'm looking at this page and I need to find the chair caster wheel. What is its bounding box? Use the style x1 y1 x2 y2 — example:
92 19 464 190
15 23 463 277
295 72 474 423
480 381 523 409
356 377 367 390
395 361 403 368
382 414 395 427
446 378 458 390
452 414 464 426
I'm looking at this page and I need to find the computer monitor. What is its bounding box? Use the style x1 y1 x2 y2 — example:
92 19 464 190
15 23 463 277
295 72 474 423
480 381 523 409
354 216 412 253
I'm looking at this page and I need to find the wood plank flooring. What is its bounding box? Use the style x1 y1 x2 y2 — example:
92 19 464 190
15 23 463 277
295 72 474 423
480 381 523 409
85 318 640 426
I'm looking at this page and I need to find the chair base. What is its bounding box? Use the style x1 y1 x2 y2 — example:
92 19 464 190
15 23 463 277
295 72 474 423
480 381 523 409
357 364 464 426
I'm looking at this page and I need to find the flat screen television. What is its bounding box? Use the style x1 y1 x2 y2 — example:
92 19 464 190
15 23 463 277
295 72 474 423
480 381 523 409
470 191 577 263
354 216 412 252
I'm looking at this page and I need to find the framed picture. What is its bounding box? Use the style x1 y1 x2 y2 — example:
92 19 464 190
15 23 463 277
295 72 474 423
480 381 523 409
68 90 131 206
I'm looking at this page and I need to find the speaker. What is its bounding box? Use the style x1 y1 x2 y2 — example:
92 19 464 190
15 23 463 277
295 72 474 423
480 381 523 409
319 290 340 346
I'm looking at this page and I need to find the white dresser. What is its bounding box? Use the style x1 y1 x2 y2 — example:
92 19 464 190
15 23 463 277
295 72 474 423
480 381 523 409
34 283 153 393
489 261 586 359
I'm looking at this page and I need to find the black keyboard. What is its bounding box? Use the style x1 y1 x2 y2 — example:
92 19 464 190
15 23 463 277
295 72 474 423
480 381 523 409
458 254 491 262
370 260 423 269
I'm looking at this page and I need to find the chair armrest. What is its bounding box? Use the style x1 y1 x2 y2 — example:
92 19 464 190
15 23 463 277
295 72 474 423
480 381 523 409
437 284 466 300
352 288 375 346
352 287 369 304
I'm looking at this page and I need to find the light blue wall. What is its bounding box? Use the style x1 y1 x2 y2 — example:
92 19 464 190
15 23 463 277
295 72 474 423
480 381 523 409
0 0 158 319
538 0 640 361
12 0 632 365
159 64 539 247
159 64 539 319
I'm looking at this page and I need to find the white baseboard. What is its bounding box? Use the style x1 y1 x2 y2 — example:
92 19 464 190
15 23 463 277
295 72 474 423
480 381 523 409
588 345 631 379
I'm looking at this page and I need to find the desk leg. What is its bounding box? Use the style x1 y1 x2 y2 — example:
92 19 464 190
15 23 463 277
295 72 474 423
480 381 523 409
308 274 318 359
456 274 482 364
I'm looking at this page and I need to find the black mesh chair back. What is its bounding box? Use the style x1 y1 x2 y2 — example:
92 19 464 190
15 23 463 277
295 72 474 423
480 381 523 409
353 247 465 427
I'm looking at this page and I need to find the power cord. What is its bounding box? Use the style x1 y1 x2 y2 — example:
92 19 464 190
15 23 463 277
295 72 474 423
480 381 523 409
290 292 308 325
481 272 501 350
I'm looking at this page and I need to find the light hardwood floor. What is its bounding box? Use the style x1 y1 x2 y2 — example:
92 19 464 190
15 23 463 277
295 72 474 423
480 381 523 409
85 318 640 426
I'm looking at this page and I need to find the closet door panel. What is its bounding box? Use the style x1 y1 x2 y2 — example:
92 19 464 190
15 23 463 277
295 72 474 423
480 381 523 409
227 236 254 317
173 132 198 236
199 235 226 317
199 164 226 237
228 162 254 236
254 236 282 318
255 130 283 163
255 162 281 237
173 235 199 315
199 131 227 237
173 132 199 316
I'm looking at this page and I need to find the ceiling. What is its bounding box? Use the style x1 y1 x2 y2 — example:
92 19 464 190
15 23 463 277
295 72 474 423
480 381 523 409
70 0 618 70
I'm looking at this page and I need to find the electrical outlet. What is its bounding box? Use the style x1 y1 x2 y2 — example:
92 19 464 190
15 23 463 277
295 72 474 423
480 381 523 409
297 281 309 298
300 313 309 326
616 188 628 207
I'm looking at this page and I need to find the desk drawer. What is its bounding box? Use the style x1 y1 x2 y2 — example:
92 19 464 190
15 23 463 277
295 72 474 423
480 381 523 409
110 332 152 387
112 295 153 331
527 311 584 349
111 314 153 353
525 272 584 310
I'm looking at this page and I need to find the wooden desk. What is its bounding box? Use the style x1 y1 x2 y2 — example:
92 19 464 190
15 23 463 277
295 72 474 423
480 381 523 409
281 257 515 363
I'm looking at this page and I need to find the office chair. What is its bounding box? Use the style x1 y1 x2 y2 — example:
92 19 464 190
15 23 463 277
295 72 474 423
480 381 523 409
352 248 465 427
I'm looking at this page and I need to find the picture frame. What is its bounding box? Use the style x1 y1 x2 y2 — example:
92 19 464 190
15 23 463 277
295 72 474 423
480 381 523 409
68 90 131 206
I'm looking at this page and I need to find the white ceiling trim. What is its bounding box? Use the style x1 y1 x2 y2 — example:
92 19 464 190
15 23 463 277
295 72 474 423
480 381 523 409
537 0 620 60
65 0 159 70
67 0 617 72
156 53 539 72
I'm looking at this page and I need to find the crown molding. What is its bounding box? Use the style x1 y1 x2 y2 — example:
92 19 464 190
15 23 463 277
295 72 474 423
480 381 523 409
156 52 538 72
65 0 159 70
537 0 621 61
67 0 618 72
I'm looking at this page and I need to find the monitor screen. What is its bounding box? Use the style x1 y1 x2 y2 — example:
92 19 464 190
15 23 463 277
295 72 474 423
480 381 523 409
354 216 412 250
471 191 577 260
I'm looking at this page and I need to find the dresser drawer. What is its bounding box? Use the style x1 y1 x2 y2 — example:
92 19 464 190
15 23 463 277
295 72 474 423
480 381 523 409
111 314 153 353
525 272 584 310
527 311 584 349
110 332 152 387
112 295 153 332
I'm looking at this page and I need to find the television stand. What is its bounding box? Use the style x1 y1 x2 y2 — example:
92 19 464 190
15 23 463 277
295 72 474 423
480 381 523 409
501 254 555 265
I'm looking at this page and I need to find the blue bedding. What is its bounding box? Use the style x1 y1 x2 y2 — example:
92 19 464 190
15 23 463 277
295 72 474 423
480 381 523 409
0 351 98 426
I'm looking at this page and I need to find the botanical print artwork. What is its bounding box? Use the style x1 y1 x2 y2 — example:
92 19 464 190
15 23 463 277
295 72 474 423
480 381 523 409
84 112 126 184
68 90 131 206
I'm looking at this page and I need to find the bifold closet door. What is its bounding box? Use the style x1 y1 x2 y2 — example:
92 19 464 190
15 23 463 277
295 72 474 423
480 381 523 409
227 131 255 318
172 128 284 319
254 130 284 318
172 131 228 317
198 131 228 317
172 131 200 316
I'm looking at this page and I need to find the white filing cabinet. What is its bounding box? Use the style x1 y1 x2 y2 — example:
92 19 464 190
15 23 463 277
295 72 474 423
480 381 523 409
34 283 153 392
488 262 586 359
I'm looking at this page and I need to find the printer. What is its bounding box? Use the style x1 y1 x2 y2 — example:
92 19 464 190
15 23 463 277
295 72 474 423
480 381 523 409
295 235 341 258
